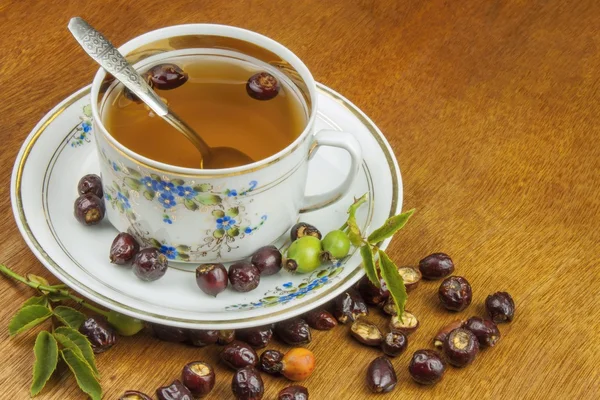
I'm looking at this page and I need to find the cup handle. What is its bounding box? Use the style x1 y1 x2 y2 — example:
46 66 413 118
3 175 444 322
300 130 362 213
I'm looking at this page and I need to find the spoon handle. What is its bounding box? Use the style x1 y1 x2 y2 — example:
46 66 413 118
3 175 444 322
68 17 168 116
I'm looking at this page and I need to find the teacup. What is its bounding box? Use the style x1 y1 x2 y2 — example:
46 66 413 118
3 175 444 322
90 24 362 263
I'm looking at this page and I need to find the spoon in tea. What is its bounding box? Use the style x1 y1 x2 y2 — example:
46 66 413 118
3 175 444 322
68 17 253 169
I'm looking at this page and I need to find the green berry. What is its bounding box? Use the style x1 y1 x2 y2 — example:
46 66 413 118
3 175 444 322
322 230 351 259
107 311 144 336
285 236 323 274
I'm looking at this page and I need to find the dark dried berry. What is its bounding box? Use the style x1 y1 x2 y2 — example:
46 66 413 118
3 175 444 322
133 248 168 281
381 332 407 357
357 276 389 305
217 329 236 345
236 326 273 349
274 318 311 345
220 340 259 370
181 361 215 398
332 289 368 324
438 276 472 311
486 291 515 323
278 385 308 400
156 379 193 400
109 232 140 265
196 264 228 296
366 356 397 393
443 328 479 367
74 193 105 225
463 317 501 347
231 366 264 400
389 311 419 335
398 266 422 292
409 349 446 385
79 317 116 353
433 320 465 349
229 262 260 292
246 72 280 101
350 319 383 346
77 174 103 198
305 309 337 330
259 349 284 375
148 63 188 90
251 245 282 276
119 390 152 400
290 222 322 241
419 252 454 280
150 323 188 343
381 298 398 316
188 329 219 347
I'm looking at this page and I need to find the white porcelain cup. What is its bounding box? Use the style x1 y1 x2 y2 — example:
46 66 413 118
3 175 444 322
90 24 362 263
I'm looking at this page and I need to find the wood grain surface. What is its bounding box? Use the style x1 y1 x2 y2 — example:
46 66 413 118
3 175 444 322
1 0 599 398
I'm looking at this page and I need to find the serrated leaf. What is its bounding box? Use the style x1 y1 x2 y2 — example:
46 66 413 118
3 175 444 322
149 238 162 248
60 349 102 400
378 250 407 318
126 167 142 178
143 189 156 200
368 209 415 244
22 296 49 308
184 198 199 211
360 245 380 288
213 229 225 238
227 227 239 237
196 193 222 206
170 179 185 186
226 207 239 217
193 183 212 192
346 193 368 246
53 306 86 329
30 331 58 397
123 177 142 191
47 292 70 303
176 245 191 252
8 305 52 336
212 210 225 218
54 327 98 376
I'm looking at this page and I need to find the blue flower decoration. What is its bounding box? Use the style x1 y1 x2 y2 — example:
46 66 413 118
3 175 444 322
282 282 293 288
227 190 238 197
176 185 197 199
249 180 258 190
216 215 236 230
244 227 252 234
112 162 119 171
158 192 176 209
117 192 131 209
79 134 85 139
156 181 175 194
82 122 92 133
163 218 173 224
159 245 178 260
319 276 329 283
141 176 159 191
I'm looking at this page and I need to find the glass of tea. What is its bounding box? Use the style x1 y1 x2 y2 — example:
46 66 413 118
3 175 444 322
90 24 362 263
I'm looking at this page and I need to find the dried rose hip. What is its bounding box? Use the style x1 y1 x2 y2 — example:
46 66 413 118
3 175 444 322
398 266 422 292
77 174 103 198
150 323 188 343
119 390 152 400
229 262 260 292
188 329 219 347
79 316 116 353
332 289 368 324
381 332 407 357
74 193 105 225
389 311 419 335
148 63 188 90
181 361 215 398
443 328 479 367
419 253 454 280
251 245 282 276
133 248 168 281
366 356 397 393
281 348 316 381
196 264 228 296
486 291 515 323
156 379 193 400
274 318 311 345
259 349 284 375
278 385 308 400
290 222 322 241
438 276 472 311
247 72 280 101
409 349 446 385
217 329 236 345
350 319 384 347
357 276 389 305
463 317 501 347
220 340 259 370
231 366 264 400
382 298 398 316
236 326 273 349
109 232 140 265
305 309 337 330
433 320 465 349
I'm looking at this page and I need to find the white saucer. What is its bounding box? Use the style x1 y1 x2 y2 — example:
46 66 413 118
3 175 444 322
11 83 402 329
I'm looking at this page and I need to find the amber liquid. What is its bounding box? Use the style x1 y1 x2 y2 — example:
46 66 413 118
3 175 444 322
102 54 307 168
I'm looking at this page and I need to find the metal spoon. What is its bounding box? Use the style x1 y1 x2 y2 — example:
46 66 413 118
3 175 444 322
68 17 253 169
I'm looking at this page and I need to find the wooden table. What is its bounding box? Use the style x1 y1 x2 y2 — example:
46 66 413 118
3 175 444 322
1 0 598 398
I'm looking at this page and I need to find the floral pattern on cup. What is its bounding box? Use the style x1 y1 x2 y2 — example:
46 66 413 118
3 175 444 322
68 104 93 148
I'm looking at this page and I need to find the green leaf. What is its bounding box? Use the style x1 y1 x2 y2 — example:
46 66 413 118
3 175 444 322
328 267 343 278
8 305 52 336
262 296 280 303
170 179 185 186
53 306 86 329
112 181 121 192
126 167 142 178
316 270 329 278
346 194 368 246
298 282 308 289
196 193 222 206
27 274 50 294
227 227 240 237
368 209 415 244
83 104 92 118
116 201 125 213
30 331 59 397
54 327 98 376
22 296 49 308
143 189 156 200
360 245 380 288
176 245 191 252
176 253 190 261
378 250 407 319
123 177 142 191
60 349 102 400
193 183 212 192
149 238 162 248
212 210 225 218
226 207 239 217
150 174 162 182
213 229 225 238
184 198 199 211
47 292 70 303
